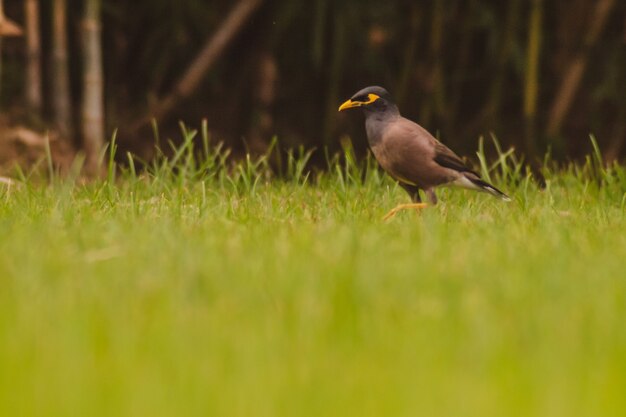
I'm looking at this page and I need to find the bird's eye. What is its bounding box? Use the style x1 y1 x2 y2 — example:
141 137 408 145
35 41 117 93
352 94 369 102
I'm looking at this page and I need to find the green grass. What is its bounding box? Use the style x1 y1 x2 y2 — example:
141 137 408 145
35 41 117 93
1 128 626 417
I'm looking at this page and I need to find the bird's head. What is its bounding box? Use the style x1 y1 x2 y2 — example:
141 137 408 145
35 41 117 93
338 86 397 114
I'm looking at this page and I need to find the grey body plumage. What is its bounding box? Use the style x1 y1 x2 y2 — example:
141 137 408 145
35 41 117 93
339 86 510 205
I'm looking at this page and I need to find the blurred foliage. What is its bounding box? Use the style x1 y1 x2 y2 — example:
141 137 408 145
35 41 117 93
1 0 626 161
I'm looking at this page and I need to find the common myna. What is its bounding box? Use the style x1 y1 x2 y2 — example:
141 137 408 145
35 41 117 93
339 86 510 219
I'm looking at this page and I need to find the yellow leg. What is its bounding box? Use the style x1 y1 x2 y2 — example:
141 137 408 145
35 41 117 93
383 203 428 221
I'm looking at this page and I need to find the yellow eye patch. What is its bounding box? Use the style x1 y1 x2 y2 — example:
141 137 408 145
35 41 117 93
338 93 380 111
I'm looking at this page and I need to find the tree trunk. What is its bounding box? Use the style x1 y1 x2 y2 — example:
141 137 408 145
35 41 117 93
25 0 43 113
52 0 72 137
0 0 24 105
0 0 22 36
524 0 542 156
484 0 521 126
81 0 104 173
0 0 4 104
247 51 277 154
546 0 615 137
130 0 264 131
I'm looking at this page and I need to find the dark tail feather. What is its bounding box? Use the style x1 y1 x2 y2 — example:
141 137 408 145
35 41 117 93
468 177 511 201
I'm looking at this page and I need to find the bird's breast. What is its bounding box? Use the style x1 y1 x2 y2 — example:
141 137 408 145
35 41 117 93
369 142 396 174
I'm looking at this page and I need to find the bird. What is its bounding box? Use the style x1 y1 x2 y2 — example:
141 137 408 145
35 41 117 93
338 86 510 220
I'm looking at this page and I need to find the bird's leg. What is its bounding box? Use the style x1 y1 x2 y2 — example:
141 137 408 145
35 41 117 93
425 188 438 205
399 183 422 203
384 183 428 220
383 203 428 221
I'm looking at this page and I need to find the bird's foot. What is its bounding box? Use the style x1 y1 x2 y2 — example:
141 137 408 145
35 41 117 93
383 203 428 221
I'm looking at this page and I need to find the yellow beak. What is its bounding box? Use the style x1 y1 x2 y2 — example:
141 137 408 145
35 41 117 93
338 99 359 111
337 93 380 111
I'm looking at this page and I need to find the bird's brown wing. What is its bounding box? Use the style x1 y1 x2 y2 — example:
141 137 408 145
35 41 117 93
373 117 481 189
432 141 480 177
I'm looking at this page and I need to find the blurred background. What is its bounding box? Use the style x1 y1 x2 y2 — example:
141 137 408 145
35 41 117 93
0 0 624 172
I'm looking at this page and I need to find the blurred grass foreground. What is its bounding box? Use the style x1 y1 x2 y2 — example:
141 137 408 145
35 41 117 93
0 127 625 417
